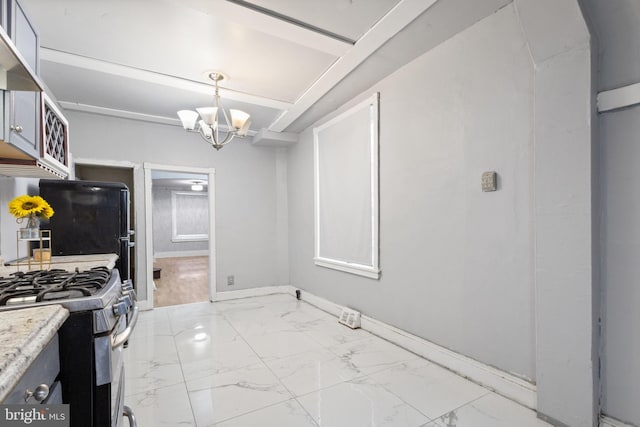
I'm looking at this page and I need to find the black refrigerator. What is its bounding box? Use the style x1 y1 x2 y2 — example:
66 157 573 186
39 179 134 281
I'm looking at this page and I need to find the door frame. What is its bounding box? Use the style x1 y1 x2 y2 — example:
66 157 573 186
143 163 216 308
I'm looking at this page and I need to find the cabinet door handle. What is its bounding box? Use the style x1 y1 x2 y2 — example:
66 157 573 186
10 125 23 134
24 384 49 403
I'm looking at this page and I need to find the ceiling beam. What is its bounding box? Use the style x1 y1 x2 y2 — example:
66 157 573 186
225 0 356 44
41 48 293 111
178 0 352 57
59 101 193 126
59 101 258 136
268 0 438 132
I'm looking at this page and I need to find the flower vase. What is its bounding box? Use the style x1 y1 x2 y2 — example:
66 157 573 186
19 215 40 239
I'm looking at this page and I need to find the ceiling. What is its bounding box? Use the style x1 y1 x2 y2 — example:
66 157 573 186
20 0 512 143
151 170 208 190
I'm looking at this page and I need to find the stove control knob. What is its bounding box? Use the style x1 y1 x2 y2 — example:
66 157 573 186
113 300 129 317
124 289 137 301
121 295 133 308
122 280 134 291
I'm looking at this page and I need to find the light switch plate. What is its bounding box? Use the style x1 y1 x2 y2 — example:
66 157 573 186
482 171 497 192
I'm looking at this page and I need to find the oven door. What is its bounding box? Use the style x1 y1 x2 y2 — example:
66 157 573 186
95 303 138 427
111 315 126 427
111 304 139 427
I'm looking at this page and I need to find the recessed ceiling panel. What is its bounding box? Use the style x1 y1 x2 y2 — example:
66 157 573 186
21 0 338 103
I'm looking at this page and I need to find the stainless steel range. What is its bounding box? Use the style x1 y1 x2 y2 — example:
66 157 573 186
0 266 138 427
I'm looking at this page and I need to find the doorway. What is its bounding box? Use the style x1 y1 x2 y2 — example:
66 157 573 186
144 163 216 309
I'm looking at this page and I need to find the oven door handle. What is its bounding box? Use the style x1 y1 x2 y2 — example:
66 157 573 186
123 405 137 427
112 306 139 349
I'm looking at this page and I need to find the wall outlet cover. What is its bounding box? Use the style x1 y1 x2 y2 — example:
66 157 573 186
338 307 361 329
481 171 497 192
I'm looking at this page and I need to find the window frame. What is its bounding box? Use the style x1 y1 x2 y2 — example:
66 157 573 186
171 191 209 242
313 93 380 279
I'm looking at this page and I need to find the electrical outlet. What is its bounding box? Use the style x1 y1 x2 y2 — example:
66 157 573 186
227 275 234 286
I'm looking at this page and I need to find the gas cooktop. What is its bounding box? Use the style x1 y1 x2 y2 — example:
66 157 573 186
0 267 121 312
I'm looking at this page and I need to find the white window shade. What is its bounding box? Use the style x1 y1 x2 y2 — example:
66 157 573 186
314 93 380 279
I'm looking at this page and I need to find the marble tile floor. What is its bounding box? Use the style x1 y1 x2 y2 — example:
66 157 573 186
123 294 551 427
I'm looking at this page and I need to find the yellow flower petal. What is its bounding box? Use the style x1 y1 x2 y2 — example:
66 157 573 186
8 195 54 219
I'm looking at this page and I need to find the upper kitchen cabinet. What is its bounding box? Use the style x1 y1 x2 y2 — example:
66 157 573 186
39 92 69 177
0 0 41 91
2 0 40 158
0 0 68 179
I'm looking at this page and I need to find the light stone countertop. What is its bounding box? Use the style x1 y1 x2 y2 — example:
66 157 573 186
0 253 118 277
0 305 69 402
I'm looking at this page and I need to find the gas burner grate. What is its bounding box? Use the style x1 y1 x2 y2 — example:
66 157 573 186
0 267 112 306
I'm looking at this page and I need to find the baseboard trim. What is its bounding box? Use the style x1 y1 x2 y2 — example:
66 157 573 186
297 289 536 410
216 285 296 301
213 285 537 410
600 415 638 427
362 313 536 409
137 299 153 311
154 250 208 258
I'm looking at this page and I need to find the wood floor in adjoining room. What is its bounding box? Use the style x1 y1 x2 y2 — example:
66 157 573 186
153 256 209 308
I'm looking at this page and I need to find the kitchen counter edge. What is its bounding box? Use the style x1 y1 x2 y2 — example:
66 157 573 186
0 305 69 402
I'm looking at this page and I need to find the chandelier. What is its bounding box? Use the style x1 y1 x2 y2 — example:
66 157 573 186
177 72 251 150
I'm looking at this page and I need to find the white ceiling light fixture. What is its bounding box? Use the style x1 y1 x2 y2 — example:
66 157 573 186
177 72 252 151
191 181 205 192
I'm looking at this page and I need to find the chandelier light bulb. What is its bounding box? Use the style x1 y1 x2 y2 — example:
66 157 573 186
230 109 250 129
177 110 198 130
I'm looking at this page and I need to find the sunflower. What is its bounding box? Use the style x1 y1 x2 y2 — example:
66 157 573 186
8 195 54 219
39 203 55 219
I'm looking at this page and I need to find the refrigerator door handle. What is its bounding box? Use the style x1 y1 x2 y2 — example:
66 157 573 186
120 232 135 247
119 237 135 247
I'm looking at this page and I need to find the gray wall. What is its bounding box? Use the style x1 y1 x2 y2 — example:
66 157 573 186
600 105 640 426
288 3 602 424
288 4 537 380
584 0 640 91
583 0 640 424
152 184 208 255
66 110 288 299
